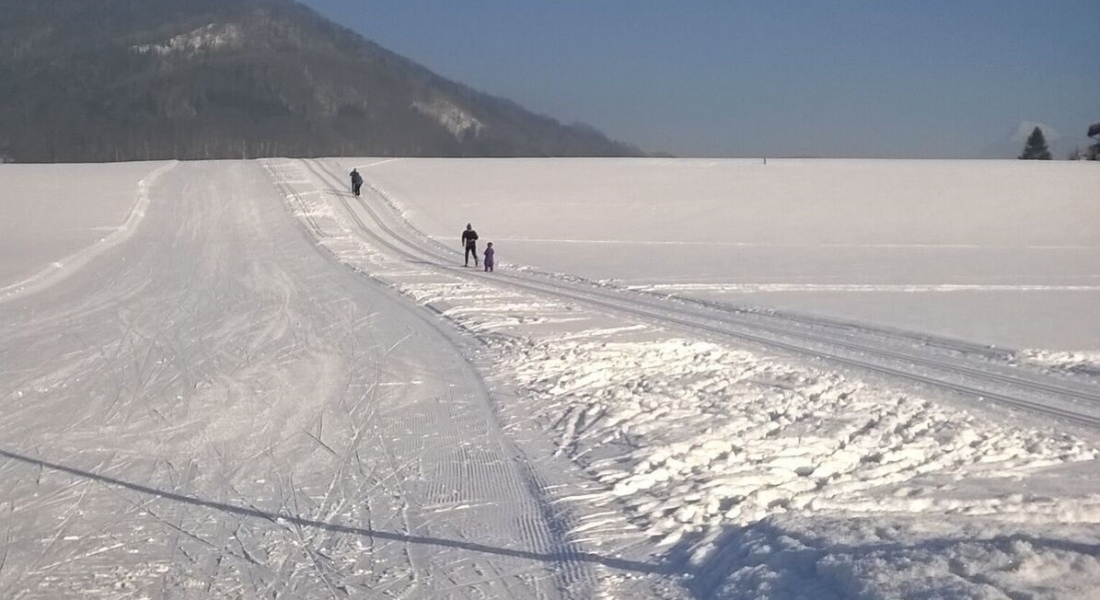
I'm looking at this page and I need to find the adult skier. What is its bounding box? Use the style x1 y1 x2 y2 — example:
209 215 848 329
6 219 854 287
350 168 363 197
461 223 479 267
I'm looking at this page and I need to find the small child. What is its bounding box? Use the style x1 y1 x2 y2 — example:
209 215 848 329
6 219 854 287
483 242 495 272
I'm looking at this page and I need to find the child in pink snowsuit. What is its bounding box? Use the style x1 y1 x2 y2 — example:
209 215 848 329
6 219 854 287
483 242 495 272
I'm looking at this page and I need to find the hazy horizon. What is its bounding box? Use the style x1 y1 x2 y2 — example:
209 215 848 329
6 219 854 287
298 0 1099 159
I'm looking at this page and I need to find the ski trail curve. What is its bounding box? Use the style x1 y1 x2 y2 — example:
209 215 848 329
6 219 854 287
1 161 679 599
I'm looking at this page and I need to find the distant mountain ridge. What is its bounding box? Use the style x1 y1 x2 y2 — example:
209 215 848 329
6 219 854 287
0 0 645 162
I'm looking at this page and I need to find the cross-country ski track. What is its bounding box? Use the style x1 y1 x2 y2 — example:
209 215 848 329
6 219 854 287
1 161 674 599
285 158 1100 434
2 157 1099 599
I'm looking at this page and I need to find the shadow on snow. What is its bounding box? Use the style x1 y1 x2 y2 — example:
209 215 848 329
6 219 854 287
0 449 679 578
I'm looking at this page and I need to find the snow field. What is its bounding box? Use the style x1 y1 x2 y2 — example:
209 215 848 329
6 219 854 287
10 160 665 599
358 157 1100 351
0 161 175 300
272 157 1100 598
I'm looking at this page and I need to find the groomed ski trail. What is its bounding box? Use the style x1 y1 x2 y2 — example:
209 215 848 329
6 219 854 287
0 161 678 599
275 158 1100 437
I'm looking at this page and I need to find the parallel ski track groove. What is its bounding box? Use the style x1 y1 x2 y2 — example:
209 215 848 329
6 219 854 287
347 173 1100 405
655 294 1100 404
300 159 1100 432
291 160 580 597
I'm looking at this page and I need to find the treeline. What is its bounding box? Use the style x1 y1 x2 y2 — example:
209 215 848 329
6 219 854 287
1018 125 1100 161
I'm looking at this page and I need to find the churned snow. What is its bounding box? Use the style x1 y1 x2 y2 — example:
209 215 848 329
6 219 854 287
1017 350 1100 374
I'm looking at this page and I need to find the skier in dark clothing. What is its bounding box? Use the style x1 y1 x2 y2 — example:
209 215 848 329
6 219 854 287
350 168 363 197
461 223 479 267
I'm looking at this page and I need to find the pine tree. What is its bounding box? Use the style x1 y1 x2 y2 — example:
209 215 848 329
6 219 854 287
1019 126 1052 160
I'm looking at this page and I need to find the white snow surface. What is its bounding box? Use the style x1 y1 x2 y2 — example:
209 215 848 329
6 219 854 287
0 161 171 299
2 157 1099 599
359 157 1100 350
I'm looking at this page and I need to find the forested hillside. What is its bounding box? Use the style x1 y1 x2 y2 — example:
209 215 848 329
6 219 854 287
0 0 644 162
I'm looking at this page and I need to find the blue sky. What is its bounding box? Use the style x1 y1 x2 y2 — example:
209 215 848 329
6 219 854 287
298 1 1098 158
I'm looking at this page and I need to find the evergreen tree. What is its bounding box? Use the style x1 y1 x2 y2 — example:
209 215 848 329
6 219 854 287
1089 123 1100 161
1019 126 1052 160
